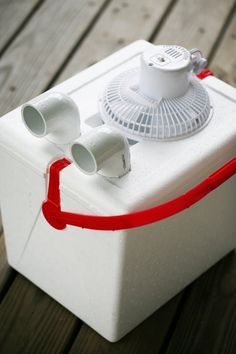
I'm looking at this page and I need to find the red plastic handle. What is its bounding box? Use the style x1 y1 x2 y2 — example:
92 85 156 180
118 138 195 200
197 68 213 80
42 68 236 232
42 156 236 231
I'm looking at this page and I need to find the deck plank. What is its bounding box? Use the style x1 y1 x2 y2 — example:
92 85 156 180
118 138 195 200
0 274 81 354
0 0 42 53
210 7 236 86
56 0 235 85
56 0 174 82
164 252 236 354
0 0 107 116
153 0 235 57
0 234 14 301
69 293 182 354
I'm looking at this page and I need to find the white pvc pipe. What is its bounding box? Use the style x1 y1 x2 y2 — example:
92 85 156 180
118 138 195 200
22 92 80 144
71 125 131 178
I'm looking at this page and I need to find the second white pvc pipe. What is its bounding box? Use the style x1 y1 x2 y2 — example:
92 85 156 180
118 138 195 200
71 125 131 178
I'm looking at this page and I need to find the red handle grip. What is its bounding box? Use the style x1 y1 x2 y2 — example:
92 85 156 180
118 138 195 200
42 156 236 231
42 69 236 232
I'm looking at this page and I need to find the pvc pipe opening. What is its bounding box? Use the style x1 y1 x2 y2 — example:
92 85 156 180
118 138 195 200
22 105 46 137
21 93 81 144
70 125 131 178
71 143 97 175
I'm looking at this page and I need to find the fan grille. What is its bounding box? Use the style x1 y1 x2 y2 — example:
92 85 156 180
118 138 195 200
99 69 212 141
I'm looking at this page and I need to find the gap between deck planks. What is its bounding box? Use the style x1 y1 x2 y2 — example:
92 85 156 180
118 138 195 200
0 0 235 353
0 274 81 354
0 0 109 116
0 0 43 55
0 233 15 302
55 0 235 83
164 251 236 354
210 3 236 87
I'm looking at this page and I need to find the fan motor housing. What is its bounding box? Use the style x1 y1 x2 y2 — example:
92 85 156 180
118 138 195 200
99 44 212 141
140 45 192 99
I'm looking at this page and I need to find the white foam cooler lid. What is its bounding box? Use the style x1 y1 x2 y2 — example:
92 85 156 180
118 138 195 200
0 40 236 216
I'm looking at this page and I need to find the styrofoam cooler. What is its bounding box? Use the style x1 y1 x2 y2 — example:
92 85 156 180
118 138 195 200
0 40 236 342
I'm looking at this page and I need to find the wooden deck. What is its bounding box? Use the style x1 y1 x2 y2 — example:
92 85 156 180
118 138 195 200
0 0 236 352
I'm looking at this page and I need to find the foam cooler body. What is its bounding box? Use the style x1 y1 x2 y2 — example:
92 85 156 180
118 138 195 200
0 41 236 342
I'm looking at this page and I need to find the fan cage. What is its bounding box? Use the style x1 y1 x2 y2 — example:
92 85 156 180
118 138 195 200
99 69 212 141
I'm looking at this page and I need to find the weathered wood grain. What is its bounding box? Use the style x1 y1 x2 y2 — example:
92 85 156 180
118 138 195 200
153 0 235 58
0 233 14 301
0 274 81 354
210 7 236 87
56 0 235 84
0 212 2 234
0 0 42 53
69 293 183 354
164 252 236 354
56 0 174 82
0 0 107 116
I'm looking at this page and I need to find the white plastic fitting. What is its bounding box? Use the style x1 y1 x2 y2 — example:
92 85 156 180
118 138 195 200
70 125 131 178
139 45 205 99
190 48 207 74
21 92 80 144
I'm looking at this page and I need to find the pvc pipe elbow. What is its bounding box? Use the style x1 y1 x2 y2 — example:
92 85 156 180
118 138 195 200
21 92 80 144
70 125 131 178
